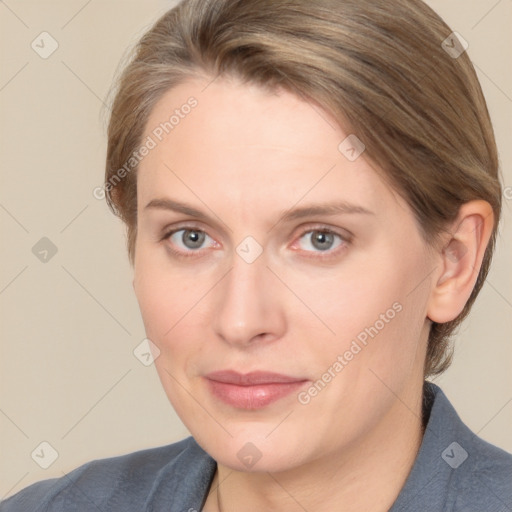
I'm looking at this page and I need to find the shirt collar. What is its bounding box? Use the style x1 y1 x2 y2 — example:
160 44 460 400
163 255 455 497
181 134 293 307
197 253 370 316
390 381 476 511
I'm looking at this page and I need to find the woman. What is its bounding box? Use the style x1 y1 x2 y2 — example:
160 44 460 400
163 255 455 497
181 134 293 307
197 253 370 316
2 0 511 510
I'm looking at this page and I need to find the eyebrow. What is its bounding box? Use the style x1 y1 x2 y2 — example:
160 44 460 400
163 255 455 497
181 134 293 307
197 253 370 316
144 198 374 224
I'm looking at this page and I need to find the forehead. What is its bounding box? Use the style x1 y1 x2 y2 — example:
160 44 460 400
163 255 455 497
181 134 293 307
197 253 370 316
137 77 404 218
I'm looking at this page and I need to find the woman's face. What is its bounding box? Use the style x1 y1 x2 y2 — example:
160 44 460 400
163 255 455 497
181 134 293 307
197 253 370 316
133 76 437 472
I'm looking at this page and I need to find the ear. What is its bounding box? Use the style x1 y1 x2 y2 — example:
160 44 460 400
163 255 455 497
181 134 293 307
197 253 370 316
427 200 495 323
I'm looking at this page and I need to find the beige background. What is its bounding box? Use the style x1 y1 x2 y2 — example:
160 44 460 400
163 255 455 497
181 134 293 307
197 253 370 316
1 0 511 499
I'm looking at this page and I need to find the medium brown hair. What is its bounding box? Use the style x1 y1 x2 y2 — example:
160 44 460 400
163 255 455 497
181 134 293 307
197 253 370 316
104 0 502 377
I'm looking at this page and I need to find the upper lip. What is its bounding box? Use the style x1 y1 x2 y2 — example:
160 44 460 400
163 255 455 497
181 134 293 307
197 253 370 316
205 370 307 386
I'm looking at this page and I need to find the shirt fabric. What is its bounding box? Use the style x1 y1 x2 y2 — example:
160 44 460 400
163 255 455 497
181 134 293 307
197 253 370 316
1 382 511 511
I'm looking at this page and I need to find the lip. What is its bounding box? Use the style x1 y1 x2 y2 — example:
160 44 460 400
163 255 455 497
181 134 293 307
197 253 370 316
204 370 309 409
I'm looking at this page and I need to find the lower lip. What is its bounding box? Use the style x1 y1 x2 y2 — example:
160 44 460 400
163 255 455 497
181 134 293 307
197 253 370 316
205 379 308 409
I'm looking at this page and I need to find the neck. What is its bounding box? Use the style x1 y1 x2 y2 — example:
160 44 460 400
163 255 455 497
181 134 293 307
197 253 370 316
205 382 425 512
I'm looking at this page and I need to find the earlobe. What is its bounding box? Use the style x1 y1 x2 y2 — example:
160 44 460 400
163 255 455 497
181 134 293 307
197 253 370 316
427 200 494 323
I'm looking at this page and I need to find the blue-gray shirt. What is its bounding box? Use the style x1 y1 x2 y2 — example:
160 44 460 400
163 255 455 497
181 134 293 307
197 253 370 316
1 382 511 511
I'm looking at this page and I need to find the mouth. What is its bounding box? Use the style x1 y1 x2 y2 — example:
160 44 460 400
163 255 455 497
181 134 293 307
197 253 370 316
204 370 309 409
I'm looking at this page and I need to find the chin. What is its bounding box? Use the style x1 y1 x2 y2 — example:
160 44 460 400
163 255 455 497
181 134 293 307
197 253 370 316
194 426 310 473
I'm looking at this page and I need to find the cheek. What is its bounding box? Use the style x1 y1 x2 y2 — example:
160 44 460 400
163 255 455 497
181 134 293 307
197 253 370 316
295 249 430 370
134 251 190 345
133 257 204 413
133 251 214 378
280 259 400 341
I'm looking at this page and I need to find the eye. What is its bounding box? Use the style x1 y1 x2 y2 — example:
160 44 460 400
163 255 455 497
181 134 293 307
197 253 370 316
293 227 349 257
162 227 216 256
160 225 350 259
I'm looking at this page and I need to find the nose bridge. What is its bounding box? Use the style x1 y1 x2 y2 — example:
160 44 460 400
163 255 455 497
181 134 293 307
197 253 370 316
213 245 284 346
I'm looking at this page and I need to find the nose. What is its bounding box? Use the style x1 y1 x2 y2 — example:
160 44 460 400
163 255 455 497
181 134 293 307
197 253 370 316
212 248 286 349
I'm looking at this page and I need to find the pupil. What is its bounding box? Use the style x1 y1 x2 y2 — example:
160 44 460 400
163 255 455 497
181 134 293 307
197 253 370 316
184 230 204 248
313 231 333 250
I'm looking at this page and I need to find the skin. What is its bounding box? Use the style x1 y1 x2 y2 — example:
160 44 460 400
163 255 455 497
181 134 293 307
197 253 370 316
132 75 494 512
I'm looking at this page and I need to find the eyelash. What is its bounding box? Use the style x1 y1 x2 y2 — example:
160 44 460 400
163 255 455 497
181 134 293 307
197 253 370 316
159 223 352 261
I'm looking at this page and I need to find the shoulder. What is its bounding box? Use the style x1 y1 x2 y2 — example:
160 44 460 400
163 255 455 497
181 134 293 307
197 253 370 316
451 421 512 511
0 436 217 512
427 383 511 510
391 382 512 512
